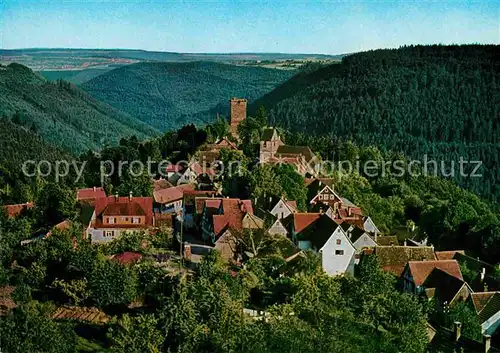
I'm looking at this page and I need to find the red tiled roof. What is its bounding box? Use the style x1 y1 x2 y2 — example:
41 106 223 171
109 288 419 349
189 162 215 176
93 196 153 228
165 164 184 173
435 250 465 261
285 200 297 211
408 260 463 286
153 179 173 191
293 213 322 233
210 199 254 238
153 186 183 204
112 252 143 265
471 292 497 313
195 197 221 214
3 202 33 218
77 187 106 201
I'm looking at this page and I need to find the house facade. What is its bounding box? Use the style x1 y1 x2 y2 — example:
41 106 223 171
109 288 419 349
86 195 153 242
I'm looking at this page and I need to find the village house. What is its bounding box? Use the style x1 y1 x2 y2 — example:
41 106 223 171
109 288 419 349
76 187 106 203
290 213 356 276
3 202 33 218
85 193 153 242
197 137 239 167
153 183 196 215
341 224 398 253
423 268 472 310
471 292 500 336
199 198 263 261
253 196 298 237
402 260 464 295
259 128 318 176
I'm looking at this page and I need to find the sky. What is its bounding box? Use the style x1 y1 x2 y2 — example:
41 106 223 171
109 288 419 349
0 0 498 54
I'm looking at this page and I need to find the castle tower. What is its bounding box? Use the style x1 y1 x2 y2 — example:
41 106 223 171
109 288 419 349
229 98 247 137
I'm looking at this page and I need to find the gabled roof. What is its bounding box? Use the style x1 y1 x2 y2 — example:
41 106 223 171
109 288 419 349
407 260 463 287
211 199 254 238
153 186 183 204
292 213 322 234
187 161 216 176
423 268 467 304
276 145 315 162
435 250 465 261
93 196 153 228
195 197 222 214
472 292 500 323
471 292 498 314
372 246 436 277
3 202 33 218
308 216 344 250
153 179 173 191
304 178 334 187
77 187 106 201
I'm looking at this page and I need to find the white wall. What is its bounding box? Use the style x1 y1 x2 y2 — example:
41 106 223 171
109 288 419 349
270 200 293 219
320 227 356 276
352 233 377 251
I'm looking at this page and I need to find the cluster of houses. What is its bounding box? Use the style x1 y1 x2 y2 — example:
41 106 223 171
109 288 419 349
2 97 500 350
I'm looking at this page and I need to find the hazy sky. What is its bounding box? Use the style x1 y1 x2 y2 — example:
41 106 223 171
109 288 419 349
1 0 498 54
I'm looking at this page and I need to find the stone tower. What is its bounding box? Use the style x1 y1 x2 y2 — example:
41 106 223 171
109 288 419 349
229 98 247 137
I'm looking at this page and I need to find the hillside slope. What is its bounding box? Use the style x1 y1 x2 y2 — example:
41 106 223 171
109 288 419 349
81 61 294 130
0 118 72 203
250 45 500 202
0 63 158 155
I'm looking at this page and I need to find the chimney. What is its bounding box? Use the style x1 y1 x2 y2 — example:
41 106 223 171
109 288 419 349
129 191 133 201
484 334 491 353
454 322 462 342
115 192 119 201
93 186 96 192
404 240 407 246
481 267 486 282
348 207 352 217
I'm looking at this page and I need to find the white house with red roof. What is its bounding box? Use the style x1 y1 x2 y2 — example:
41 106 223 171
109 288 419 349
291 213 356 276
85 194 153 242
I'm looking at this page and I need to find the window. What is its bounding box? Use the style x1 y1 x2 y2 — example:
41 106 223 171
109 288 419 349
330 194 335 200
104 231 113 238
318 194 323 200
336 239 341 245
335 250 344 255
133 217 140 224
108 217 115 224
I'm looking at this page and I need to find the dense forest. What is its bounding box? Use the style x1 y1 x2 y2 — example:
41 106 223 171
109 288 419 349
81 61 294 130
0 119 73 204
250 45 500 203
0 63 158 155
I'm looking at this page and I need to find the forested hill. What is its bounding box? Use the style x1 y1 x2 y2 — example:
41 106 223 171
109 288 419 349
0 119 72 204
251 45 500 202
0 63 158 155
81 61 294 130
